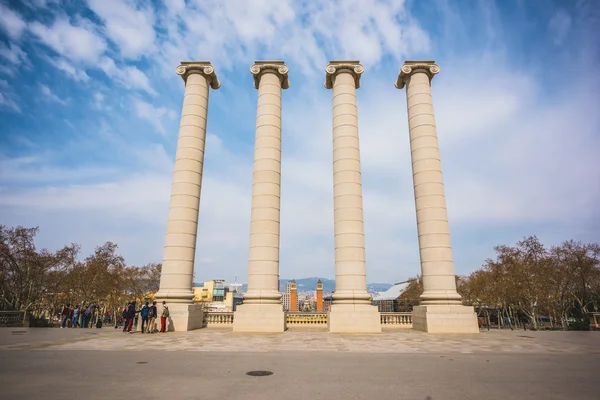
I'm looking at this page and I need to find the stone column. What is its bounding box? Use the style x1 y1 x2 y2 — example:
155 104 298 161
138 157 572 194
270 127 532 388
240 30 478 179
395 60 478 333
154 61 220 331
233 61 289 333
324 61 381 333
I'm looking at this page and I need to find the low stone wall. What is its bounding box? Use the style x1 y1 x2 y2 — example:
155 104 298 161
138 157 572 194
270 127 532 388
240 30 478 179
203 312 234 326
286 312 328 325
380 312 412 328
202 311 414 330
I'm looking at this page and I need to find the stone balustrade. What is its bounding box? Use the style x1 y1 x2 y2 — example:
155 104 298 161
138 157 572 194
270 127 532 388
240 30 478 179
380 312 412 327
286 312 328 325
202 311 414 328
203 312 234 326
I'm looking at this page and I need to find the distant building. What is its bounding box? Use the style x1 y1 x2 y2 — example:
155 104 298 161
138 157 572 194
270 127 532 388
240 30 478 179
193 279 244 311
323 292 333 313
281 280 302 312
371 282 409 312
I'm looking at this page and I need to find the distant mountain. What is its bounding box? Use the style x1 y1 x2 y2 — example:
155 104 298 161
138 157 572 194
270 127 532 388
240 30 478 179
237 278 392 295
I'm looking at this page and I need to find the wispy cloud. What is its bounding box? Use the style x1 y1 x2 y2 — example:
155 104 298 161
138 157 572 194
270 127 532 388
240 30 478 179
0 79 21 112
39 84 67 105
133 99 177 135
0 3 27 39
46 57 90 82
98 57 155 95
0 42 30 76
28 16 107 64
87 0 156 59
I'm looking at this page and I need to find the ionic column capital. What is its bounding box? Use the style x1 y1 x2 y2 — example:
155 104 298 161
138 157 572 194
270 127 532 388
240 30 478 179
250 60 290 89
325 60 364 89
395 60 440 89
176 61 220 89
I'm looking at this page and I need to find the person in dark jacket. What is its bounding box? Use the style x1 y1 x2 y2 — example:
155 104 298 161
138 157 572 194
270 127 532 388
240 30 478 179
82 304 95 328
125 302 136 333
147 301 158 333
139 302 150 333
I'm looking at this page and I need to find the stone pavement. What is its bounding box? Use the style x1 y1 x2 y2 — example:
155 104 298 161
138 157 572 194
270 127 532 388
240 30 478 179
1 327 598 354
1 328 598 400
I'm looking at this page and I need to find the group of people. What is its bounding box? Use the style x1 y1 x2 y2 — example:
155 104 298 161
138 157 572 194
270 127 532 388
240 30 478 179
120 300 170 334
58 300 171 333
60 304 99 328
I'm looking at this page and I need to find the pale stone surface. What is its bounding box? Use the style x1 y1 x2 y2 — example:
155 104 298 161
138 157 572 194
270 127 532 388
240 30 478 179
396 60 478 333
412 305 479 334
165 303 204 332
154 62 218 331
4 328 598 355
234 61 289 332
325 61 381 333
233 304 286 333
328 304 382 333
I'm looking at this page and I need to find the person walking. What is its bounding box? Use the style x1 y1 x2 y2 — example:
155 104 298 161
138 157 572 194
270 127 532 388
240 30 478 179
147 301 157 333
60 304 71 328
139 302 150 333
125 301 136 333
160 301 169 333
82 304 95 328
71 305 80 328
121 304 129 332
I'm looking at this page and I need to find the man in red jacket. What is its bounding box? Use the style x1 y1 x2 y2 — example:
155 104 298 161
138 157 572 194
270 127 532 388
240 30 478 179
60 304 71 328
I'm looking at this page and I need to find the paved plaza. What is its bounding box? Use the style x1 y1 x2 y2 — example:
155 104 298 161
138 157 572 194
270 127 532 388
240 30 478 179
0 328 598 400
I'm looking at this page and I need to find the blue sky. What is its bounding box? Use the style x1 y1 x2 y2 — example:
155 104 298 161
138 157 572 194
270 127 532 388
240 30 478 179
1 0 598 284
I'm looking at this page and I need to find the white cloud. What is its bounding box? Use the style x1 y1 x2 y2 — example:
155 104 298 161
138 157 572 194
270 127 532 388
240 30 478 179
46 57 90 82
29 16 107 63
98 57 156 95
133 98 177 135
0 4 26 39
0 79 20 112
87 0 156 59
39 84 67 105
155 0 430 74
0 92 21 113
0 42 29 76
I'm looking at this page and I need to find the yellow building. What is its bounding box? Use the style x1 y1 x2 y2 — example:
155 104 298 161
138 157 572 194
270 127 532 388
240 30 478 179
193 279 243 311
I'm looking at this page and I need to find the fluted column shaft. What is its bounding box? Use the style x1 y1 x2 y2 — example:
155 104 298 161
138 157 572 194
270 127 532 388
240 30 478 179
396 61 462 305
156 62 219 304
244 61 290 305
325 61 371 305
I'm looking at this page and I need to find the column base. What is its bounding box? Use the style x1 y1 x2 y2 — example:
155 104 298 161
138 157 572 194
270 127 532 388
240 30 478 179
233 303 286 333
328 304 382 333
159 303 204 332
412 305 479 333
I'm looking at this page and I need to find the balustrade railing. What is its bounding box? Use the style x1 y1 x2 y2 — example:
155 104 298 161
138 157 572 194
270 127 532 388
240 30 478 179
286 312 328 325
203 312 234 325
200 311 414 328
380 312 412 326
0 311 25 327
